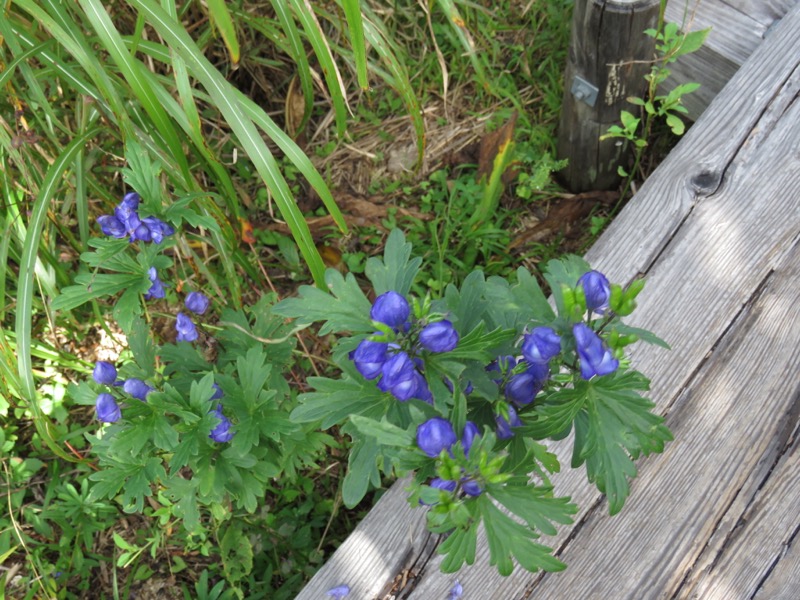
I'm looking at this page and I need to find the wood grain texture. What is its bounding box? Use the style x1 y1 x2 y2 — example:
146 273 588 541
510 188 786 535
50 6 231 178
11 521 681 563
680 425 800 598
294 4 800 599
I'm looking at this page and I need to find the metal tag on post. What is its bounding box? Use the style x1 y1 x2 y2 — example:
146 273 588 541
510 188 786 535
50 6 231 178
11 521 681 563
571 75 599 107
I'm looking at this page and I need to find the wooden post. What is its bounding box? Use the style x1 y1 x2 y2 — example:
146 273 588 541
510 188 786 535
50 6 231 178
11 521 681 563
556 0 660 192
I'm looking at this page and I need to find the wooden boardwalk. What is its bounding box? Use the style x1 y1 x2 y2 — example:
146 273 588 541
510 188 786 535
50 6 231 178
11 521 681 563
295 3 800 598
664 0 796 118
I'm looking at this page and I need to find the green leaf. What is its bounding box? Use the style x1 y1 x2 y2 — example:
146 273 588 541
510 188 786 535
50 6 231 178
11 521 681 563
342 435 380 508
273 269 372 334
349 415 414 447
485 267 555 330
365 229 422 297
444 324 516 362
574 370 673 514
674 28 710 58
521 386 586 439
52 272 145 311
220 524 254 584
206 0 240 64
479 496 566 575
490 485 576 536
291 375 387 428
613 323 671 349
437 522 478 572
443 269 488 332
666 113 685 136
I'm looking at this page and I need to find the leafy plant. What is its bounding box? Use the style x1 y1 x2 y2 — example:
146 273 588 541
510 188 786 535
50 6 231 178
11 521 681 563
274 229 672 575
602 1 710 200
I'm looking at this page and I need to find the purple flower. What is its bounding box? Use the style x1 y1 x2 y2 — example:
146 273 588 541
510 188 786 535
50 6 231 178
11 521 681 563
448 580 464 600
417 417 457 458
209 406 234 442
130 221 153 243
410 371 433 403
419 320 459 353
521 327 561 364
140 216 174 244
210 383 223 401
350 338 389 380
97 215 127 238
573 323 619 379
325 585 350 600
176 312 199 342
144 267 166 300
377 352 417 400
123 378 153 401
461 421 480 456
185 291 210 315
505 362 549 406
93 361 117 385
496 405 522 440
370 291 410 329
95 393 121 423
578 270 611 312
461 478 483 497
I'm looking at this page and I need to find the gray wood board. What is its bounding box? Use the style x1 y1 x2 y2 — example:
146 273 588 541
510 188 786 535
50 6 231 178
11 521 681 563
662 0 793 119
295 3 800 599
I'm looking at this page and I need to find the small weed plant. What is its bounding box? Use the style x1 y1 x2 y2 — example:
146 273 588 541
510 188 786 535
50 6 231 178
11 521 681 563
603 3 710 198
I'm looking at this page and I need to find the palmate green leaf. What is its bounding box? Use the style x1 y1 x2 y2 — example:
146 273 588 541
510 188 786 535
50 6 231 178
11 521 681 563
443 269 488 333
52 272 146 311
521 386 586 440
490 485 576 537
342 435 381 508
291 375 387 428
273 268 372 334
443 323 516 362
349 415 415 447
163 476 201 532
479 496 566 575
365 229 422 297
573 370 673 515
485 267 555 330
438 522 478 572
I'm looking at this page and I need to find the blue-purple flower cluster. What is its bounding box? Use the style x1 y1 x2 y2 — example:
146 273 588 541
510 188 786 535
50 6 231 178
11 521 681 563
417 417 483 498
98 192 174 244
92 361 234 443
350 291 460 402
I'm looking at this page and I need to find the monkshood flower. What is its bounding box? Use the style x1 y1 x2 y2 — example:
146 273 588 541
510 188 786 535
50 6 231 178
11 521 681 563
496 405 522 440
115 192 140 223
573 323 619 379
417 417 457 458
325 584 350 600
448 580 464 600
350 338 389 380
123 378 153 401
185 291 210 315
461 478 483 497
176 312 199 342
93 361 117 385
505 361 550 406
210 383 224 401
419 319 459 353
95 393 121 423
97 215 127 238
578 270 611 312
144 267 166 300
487 355 518 384
461 421 480 456
409 370 433 403
209 405 234 442
377 352 418 400
370 290 410 329
521 327 561 364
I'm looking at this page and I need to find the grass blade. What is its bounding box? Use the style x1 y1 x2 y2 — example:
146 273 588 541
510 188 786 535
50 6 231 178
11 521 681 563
341 0 369 90
206 0 240 65
16 127 99 462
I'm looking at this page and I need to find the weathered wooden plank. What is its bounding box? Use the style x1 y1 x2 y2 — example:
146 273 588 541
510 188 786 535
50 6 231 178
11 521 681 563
753 520 800 599
678 428 800 598
294 475 434 600
294 5 800 599
523 244 800 599
662 0 793 119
